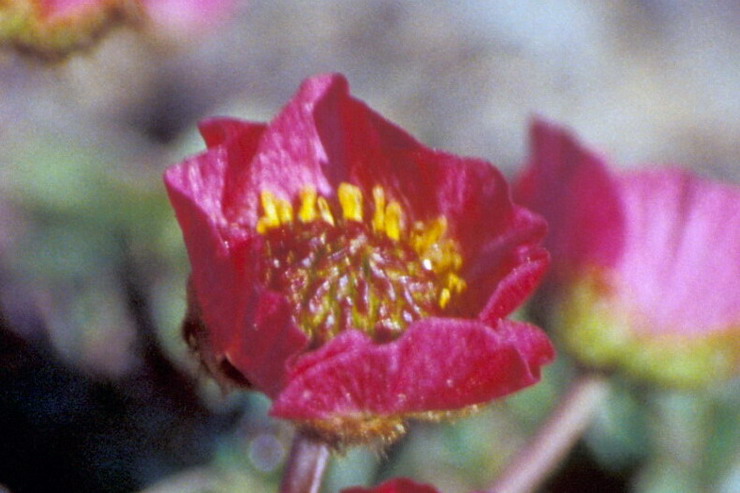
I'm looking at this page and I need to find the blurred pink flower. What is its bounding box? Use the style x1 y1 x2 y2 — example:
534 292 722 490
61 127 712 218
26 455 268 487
516 118 740 387
0 0 237 58
33 0 111 20
0 0 123 58
142 0 237 40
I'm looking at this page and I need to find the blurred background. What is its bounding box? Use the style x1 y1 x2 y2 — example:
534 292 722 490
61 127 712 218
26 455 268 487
1 1 738 492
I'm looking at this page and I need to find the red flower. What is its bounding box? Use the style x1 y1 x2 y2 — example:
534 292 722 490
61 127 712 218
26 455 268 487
165 74 554 444
516 119 740 387
341 478 442 493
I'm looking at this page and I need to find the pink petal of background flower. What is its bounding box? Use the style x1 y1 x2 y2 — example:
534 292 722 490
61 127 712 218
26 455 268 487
615 167 740 336
516 118 740 386
143 0 237 37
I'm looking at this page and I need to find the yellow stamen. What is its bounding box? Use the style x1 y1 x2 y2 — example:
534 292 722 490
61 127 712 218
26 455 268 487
427 217 447 244
257 181 468 324
446 273 466 294
338 183 364 222
257 190 281 233
317 196 335 225
384 201 403 241
298 186 318 222
411 217 447 253
372 186 386 233
276 198 294 224
450 251 463 271
439 288 451 309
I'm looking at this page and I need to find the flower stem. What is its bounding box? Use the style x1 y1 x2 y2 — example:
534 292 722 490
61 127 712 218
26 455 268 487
280 430 331 493
488 371 610 493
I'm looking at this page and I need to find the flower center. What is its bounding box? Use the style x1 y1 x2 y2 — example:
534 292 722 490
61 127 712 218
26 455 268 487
256 183 466 346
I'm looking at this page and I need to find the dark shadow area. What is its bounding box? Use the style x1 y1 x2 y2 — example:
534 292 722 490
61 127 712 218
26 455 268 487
545 442 633 493
0 263 237 493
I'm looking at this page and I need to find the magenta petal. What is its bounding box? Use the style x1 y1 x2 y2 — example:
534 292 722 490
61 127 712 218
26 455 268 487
219 74 352 222
271 319 553 420
164 149 308 391
518 119 740 338
493 320 556 371
341 478 441 493
226 291 309 397
308 82 500 229
403 151 546 308
616 168 740 335
345 141 549 317
198 118 268 225
307 75 524 263
198 117 266 149
164 151 244 354
475 208 549 321
479 242 549 323
515 118 624 281
385 149 549 318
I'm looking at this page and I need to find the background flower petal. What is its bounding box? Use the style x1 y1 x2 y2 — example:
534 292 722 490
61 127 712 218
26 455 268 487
515 118 625 283
616 167 740 335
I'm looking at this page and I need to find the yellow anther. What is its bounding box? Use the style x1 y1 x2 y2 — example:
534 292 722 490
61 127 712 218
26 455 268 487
276 198 294 224
372 186 386 233
257 181 468 336
411 217 446 253
427 217 447 244
450 251 463 271
338 183 364 222
422 240 463 273
409 222 424 251
256 218 271 234
256 190 281 233
298 186 318 222
439 288 451 309
439 274 466 309
446 273 466 294
384 201 404 241
317 196 335 225
260 190 279 217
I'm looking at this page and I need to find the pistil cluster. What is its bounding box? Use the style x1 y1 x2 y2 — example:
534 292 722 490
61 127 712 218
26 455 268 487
256 183 466 346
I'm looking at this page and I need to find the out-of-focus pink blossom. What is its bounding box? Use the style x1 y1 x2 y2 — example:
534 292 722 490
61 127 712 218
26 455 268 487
516 118 740 387
0 0 238 58
142 0 237 41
